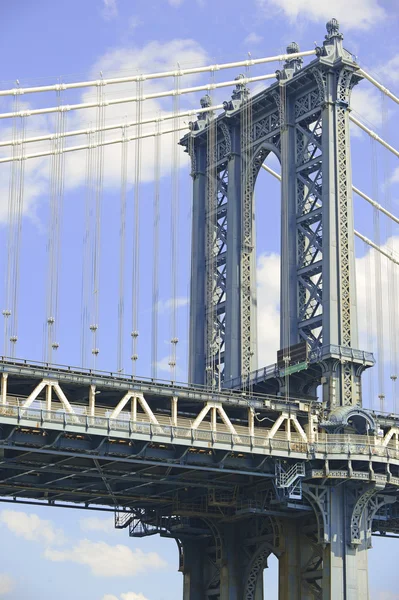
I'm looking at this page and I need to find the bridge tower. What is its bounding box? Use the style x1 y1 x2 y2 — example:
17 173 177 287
180 18 378 600
184 18 374 409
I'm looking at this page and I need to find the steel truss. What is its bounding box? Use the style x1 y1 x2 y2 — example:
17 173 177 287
182 18 374 410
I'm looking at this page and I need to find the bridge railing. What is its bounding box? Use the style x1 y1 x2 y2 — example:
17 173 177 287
1 403 398 463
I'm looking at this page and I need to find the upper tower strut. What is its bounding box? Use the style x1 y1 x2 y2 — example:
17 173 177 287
182 19 374 410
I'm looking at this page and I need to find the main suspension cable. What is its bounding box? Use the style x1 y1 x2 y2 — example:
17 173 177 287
0 124 188 164
0 74 276 120
350 114 399 159
358 68 399 107
0 49 316 97
0 102 225 148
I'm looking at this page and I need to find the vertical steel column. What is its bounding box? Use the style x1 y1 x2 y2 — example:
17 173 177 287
317 21 363 408
182 539 206 600
224 124 243 382
188 139 207 385
280 82 299 351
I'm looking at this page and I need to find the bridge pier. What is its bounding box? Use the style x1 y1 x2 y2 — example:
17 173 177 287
321 486 369 600
179 520 277 599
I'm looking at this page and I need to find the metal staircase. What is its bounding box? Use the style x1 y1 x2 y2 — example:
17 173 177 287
275 461 306 500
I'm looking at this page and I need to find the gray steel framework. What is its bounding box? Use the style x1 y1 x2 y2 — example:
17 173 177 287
0 361 397 599
182 18 374 409
0 17 397 600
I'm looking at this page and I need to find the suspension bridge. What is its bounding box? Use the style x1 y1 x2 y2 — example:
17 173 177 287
0 17 398 599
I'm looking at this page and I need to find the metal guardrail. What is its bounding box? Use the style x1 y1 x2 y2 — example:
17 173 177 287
1 404 398 462
0 356 305 409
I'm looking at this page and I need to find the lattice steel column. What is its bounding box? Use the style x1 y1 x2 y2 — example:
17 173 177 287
278 20 374 408
187 125 207 385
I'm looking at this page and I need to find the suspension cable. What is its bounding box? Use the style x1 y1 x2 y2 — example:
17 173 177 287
0 74 276 120
151 119 161 380
44 88 65 363
382 91 398 415
90 79 105 369
352 186 399 225
0 49 316 97
358 68 399 107
0 102 224 148
169 72 180 382
371 138 385 411
349 114 399 159
364 238 374 408
80 129 95 367
131 80 142 377
117 124 128 373
0 124 188 164
262 164 399 234
3 90 19 356
9 113 26 358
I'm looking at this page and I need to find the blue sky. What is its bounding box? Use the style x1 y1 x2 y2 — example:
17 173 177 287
0 0 398 598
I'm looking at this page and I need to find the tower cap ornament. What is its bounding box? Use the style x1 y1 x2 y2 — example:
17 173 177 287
326 18 342 38
286 41 300 55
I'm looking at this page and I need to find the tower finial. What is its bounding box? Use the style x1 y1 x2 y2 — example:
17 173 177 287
325 18 343 39
284 41 303 73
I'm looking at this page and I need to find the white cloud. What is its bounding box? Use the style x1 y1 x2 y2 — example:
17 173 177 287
390 166 399 184
156 296 188 313
44 539 166 577
378 53 399 85
0 38 208 224
350 87 385 134
128 16 141 30
102 594 149 600
356 235 399 356
80 516 114 533
0 510 65 546
244 32 263 45
0 574 14 596
168 0 185 6
155 354 185 378
257 252 280 366
102 0 118 20
256 237 399 368
256 0 385 30
372 593 399 600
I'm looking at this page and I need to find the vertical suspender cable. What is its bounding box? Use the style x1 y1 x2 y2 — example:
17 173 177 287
365 240 375 408
280 80 290 403
9 111 26 358
44 88 65 363
382 93 398 413
131 80 142 377
80 130 93 367
90 78 105 369
3 90 19 356
371 138 384 411
151 118 161 380
186 131 194 382
169 71 180 382
117 123 128 373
